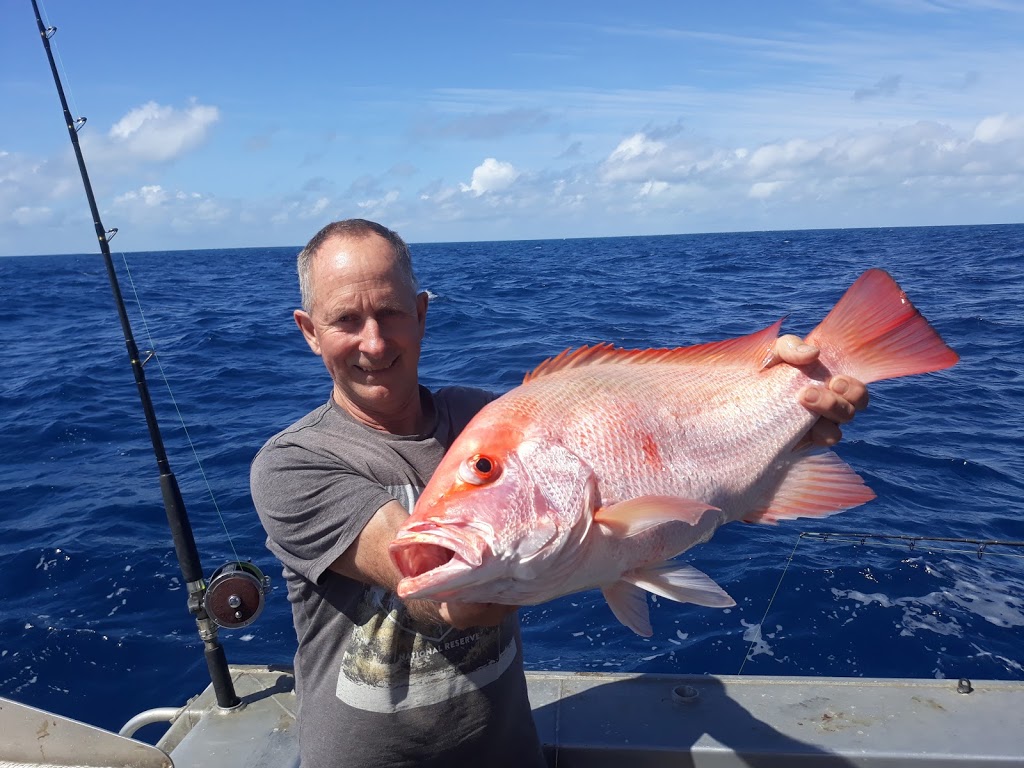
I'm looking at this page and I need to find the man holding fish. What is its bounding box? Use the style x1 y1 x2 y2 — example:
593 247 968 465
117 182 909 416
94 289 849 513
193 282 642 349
252 218 890 768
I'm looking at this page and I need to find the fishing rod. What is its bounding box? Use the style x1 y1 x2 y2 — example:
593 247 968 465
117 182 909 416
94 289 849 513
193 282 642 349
800 531 1024 559
30 0 267 710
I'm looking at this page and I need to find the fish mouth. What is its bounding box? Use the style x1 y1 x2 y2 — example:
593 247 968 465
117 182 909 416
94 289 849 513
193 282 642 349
389 521 492 600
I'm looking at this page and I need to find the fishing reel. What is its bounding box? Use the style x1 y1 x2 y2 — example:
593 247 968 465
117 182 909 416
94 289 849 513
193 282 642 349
203 561 271 630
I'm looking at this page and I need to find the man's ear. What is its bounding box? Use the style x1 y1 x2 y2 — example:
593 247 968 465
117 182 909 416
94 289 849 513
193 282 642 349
416 291 429 333
294 309 322 356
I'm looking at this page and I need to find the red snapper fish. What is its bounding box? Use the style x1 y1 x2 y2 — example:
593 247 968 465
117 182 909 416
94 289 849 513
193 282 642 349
389 270 958 636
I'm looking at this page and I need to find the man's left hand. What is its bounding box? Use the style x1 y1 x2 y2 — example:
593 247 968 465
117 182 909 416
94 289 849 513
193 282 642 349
772 334 870 447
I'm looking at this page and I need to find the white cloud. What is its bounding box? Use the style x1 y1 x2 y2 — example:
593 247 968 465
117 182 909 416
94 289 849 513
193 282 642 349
265 195 345 227
747 139 822 176
11 206 53 226
973 114 1024 143
111 183 228 231
749 181 785 199
638 180 670 197
106 100 219 162
4 73 1021 255
190 198 229 224
114 185 169 206
598 114 1024 197
357 189 400 213
0 99 223 251
459 158 520 196
608 133 666 163
0 150 79 245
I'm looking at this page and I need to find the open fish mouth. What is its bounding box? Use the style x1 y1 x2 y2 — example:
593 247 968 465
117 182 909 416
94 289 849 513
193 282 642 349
393 540 454 578
389 521 493 599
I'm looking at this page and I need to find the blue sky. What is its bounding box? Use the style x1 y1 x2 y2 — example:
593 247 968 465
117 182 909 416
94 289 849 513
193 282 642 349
3 0 1023 256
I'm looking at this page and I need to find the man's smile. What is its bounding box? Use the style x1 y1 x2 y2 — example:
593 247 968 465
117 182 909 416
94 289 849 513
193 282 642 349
354 358 397 374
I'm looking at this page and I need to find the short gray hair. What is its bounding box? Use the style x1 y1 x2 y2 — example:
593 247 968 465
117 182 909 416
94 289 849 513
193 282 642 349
297 219 418 312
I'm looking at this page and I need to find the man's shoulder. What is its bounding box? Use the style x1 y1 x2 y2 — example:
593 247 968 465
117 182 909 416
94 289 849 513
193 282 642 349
431 385 497 437
257 401 335 452
251 400 361 479
432 385 497 411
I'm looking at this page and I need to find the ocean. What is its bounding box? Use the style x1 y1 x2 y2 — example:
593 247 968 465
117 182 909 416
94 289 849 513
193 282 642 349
1 224 1022 737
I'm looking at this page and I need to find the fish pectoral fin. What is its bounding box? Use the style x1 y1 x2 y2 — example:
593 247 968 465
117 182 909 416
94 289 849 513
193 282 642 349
744 449 876 524
602 581 653 637
623 561 736 609
594 496 720 538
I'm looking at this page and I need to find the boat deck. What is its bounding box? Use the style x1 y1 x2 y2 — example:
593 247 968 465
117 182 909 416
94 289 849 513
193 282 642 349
157 665 1024 767
6 665 1023 766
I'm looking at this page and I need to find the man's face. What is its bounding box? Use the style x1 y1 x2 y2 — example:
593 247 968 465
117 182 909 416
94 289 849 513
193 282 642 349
294 233 427 430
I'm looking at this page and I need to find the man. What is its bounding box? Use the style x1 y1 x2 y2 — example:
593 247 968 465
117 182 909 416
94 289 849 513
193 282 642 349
251 219 867 768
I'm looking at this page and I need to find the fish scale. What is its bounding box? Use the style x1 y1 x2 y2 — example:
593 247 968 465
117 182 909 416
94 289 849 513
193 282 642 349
515 362 816 518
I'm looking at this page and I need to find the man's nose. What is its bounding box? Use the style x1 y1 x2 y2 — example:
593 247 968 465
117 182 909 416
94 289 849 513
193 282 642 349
360 319 386 355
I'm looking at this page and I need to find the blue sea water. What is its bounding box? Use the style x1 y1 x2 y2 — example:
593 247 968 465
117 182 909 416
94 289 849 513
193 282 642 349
1 224 1022 736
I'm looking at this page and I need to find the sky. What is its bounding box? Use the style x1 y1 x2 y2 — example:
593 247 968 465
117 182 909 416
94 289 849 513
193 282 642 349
2 0 1023 256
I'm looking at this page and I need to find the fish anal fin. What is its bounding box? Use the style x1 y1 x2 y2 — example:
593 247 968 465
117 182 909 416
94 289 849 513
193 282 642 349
744 449 876 524
594 495 720 538
623 561 735 609
602 581 653 637
523 320 785 383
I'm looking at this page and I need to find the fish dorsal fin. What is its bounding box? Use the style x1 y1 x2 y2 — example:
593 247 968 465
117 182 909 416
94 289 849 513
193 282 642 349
523 320 785 384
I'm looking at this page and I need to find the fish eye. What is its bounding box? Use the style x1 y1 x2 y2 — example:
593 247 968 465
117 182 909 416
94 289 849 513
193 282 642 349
459 454 500 486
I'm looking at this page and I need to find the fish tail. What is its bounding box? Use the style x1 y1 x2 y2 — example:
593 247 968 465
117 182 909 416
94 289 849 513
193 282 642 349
806 269 958 384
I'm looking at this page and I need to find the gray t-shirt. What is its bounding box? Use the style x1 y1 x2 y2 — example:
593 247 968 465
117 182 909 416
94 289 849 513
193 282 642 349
251 386 544 768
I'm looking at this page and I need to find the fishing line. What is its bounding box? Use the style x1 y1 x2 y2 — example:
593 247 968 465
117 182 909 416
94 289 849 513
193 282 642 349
736 534 802 675
37 0 81 121
117 252 243 567
736 528 1024 674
